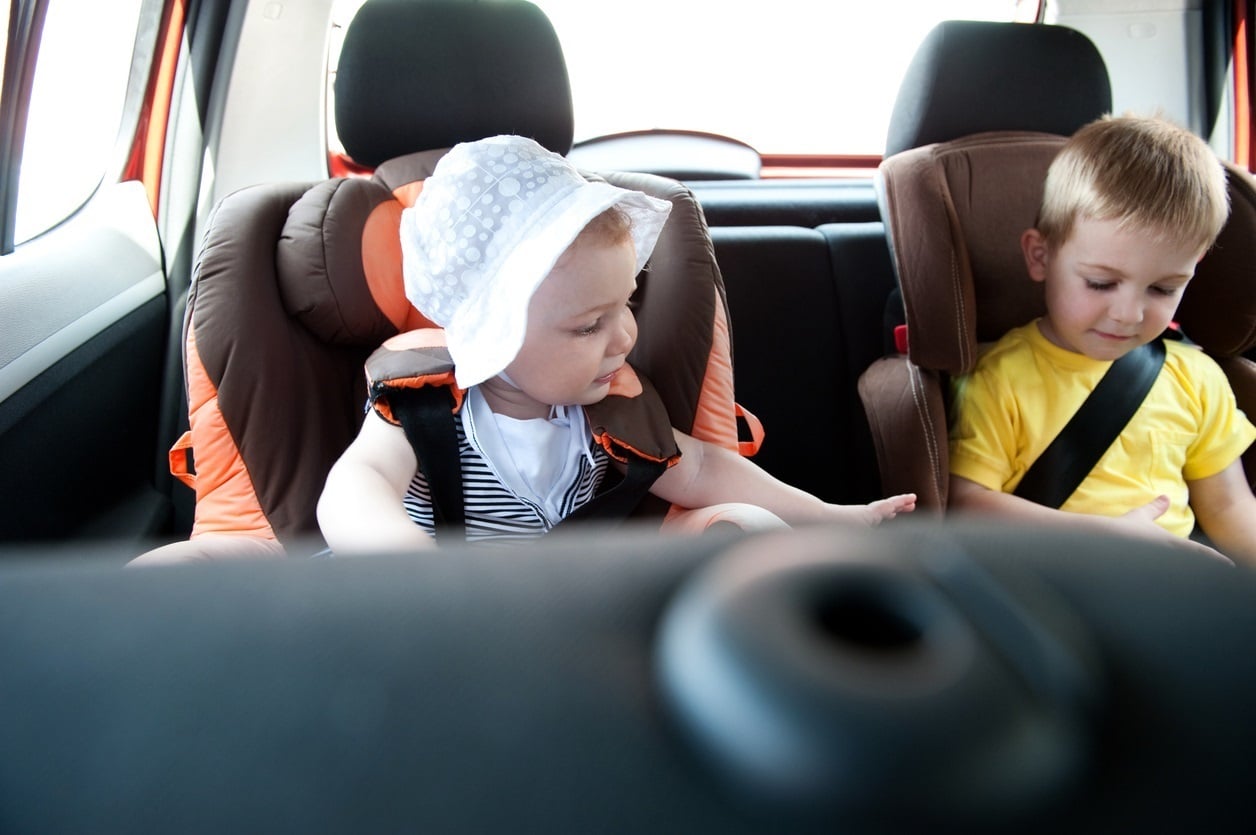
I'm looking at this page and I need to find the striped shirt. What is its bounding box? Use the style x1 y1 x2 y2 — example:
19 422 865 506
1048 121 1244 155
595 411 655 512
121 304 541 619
402 415 611 543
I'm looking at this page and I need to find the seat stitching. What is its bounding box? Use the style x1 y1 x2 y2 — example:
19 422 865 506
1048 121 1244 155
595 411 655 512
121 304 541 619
908 362 943 501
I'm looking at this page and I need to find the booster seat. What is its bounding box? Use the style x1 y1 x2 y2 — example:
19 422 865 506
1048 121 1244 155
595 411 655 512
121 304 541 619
137 0 755 561
858 20 1256 513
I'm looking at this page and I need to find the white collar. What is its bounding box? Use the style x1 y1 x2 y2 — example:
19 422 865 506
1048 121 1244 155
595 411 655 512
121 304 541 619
462 387 595 525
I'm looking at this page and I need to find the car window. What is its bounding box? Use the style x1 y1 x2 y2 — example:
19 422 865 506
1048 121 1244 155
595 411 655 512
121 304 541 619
329 0 1022 160
539 0 1019 155
8 0 146 245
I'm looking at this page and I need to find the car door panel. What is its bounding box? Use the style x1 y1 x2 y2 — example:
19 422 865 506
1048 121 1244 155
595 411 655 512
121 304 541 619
0 181 169 544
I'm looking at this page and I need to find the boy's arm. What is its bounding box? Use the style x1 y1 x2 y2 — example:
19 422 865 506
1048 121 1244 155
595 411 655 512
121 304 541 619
1188 459 1256 566
949 475 1229 562
316 413 436 555
650 430 915 525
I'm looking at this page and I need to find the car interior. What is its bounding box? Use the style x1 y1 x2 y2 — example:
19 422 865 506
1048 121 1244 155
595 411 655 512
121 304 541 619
2 0 1255 831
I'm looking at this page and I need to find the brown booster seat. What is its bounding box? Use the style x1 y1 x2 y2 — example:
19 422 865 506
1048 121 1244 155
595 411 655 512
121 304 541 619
140 0 757 561
857 20 1256 514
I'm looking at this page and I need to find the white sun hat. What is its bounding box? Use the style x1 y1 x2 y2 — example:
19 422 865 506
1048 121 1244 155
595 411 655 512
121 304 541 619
400 134 673 388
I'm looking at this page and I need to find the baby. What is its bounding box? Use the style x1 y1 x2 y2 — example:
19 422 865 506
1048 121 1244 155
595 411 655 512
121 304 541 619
318 135 914 553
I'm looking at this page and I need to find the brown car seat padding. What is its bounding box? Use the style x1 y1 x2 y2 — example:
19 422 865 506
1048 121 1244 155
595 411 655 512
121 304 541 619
859 20 1107 511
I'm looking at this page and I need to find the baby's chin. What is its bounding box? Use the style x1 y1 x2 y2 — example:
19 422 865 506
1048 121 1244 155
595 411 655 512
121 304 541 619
574 385 611 405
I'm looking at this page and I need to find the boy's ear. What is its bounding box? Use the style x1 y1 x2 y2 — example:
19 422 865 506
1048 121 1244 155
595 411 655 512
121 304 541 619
1021 228 1049 283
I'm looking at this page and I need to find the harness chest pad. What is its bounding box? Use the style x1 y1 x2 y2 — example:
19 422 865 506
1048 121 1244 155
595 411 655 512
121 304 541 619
364 329 679 469
585 370 681 468
365 331 465 424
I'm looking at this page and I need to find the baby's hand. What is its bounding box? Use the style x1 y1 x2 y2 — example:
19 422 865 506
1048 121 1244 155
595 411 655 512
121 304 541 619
869 493 917 523
829 493 917 527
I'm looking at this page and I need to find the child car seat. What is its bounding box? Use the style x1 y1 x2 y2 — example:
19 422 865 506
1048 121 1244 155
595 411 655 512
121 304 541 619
136 0 756 561
857 19 1256 512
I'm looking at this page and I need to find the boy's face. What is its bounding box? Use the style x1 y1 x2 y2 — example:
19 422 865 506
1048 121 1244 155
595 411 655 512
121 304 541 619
1022 216 1203 362
484 235 638 419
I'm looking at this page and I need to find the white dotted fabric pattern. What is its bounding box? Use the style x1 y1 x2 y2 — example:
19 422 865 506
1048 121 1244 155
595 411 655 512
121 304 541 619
399 135 672 388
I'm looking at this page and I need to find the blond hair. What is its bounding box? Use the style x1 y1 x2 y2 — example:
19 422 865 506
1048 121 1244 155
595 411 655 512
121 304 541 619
577 204 633 247
1036 114 1229 253
556 205 635 269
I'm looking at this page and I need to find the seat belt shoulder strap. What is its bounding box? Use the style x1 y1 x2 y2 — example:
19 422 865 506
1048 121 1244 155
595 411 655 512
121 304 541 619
1014 338 1166 509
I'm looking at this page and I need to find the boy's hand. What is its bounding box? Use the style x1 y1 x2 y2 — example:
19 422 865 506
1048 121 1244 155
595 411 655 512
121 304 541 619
1114 496 1232 564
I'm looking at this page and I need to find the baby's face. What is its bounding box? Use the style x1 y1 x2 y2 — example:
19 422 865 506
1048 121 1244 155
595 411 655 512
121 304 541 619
483 235 638 420
1027 216 1203 361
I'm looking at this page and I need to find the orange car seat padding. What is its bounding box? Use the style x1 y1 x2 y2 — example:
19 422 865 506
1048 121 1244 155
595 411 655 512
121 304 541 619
182 327 274 540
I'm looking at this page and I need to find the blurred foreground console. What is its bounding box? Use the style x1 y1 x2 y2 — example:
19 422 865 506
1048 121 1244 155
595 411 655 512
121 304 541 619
1 520 1253 833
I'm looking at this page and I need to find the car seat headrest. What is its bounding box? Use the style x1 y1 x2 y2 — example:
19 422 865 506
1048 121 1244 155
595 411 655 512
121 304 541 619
1176 162 1256 358
334 0 574 168
885 20 1111 158
880 131 1064 374
277 174 436 347
882 152 1256 375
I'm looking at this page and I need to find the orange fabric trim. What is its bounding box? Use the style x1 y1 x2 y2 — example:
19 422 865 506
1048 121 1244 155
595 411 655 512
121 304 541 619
688 296 747 452
372 370 465 425
736 403 765 457
168 430 195 489
182 327 275 541
608 364 644 398
362 200 410 331
593 432 681 468
362 196 438 333
393 180 425 208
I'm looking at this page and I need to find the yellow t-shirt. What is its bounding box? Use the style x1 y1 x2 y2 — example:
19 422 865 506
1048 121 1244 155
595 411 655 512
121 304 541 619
949 320 1256 536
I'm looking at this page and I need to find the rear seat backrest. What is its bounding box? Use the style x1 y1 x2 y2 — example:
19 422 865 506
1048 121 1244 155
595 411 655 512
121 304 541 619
712 222 896 504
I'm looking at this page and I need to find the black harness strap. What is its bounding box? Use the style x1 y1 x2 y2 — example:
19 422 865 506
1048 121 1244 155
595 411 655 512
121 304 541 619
387 386 466 542
388 391 669 539
553 455 668 530
1014 337 1167 509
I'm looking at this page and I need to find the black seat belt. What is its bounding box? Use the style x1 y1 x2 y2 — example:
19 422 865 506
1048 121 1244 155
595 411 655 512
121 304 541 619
389 390 667 541
1014 337 1167 509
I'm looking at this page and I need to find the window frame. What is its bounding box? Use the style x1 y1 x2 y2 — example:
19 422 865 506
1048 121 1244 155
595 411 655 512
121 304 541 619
0 0 49 255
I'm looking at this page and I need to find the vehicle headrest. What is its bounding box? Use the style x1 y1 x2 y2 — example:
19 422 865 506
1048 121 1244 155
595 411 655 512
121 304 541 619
881 150 1256 375
275 151 459 347
277 177 419 347
884 20 1111 158
1176 162 1256 358
879 131 1063 374
334 0 574 168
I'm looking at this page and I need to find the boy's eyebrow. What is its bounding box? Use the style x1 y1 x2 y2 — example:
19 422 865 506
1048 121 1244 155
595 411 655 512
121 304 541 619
1078 262 1194 282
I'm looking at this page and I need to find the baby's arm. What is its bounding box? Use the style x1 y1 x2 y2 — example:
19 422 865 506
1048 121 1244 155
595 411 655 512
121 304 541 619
317 412 436 555
949 474 1229 562
650 430 915 526
1188 459 1256 566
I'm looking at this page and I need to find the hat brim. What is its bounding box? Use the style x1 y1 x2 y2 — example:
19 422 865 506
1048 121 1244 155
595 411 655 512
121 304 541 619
448 182 672 388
